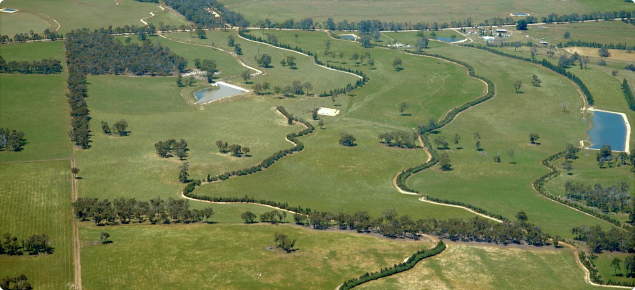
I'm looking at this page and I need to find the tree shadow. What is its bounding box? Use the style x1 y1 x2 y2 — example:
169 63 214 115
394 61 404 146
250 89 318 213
456 146 463 150
400 113 412 116
395 67 404 72
477 148 485 152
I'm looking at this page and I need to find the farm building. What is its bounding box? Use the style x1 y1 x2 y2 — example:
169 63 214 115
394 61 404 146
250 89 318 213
495 29 507 33
482 36 496 42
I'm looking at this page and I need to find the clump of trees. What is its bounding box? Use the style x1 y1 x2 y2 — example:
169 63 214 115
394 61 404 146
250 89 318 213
339 133 356 146
100 120 128 136
0 56 63 74
256 54 271 68
274 232 296 253
439 153 452 171
531 74 542 87
596 144 613 168
0 274 32 290
622 79 635 111
0 128 26 151
378 131 417 148
261 210 286 224
0 233 54 256
241 211 257 223
155 139 188 160
564 181 631 213
71 197 214 225
572 225 635 253
65 29 187 76
215 140 249 157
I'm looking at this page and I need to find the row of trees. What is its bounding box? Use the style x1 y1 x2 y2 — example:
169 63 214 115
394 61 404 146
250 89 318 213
0 233 54 256
0 56 63 74
561 40 635 51
65 65 91 149
0 128 26 151
215 140 250 157
623 79 635 111
572 225 635 253
65 29 187 76
564 181 631 214
378 131 417 148
155 139 188 160
100 120 128 136
1 27 64 43
71 197 214 225
255 10 634 33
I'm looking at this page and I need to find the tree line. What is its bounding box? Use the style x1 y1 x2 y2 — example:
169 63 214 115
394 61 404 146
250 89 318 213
623 79 635 111
65 67 91 149
215 140 250 157
0 27 64 44
71 197 214 225
0 56 63 74
560 40 635 51
65 28 187 76
1 233 54 256
340 241 446 290
0 128 26 152
565 181 632 214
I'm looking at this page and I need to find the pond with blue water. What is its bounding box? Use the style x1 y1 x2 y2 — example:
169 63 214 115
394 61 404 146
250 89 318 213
339 34 357 40
195 83 247 104
512 13 529 16
432 36 463 43
588 110 629 151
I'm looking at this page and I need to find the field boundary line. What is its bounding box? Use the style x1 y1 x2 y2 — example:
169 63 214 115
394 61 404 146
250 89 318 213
0 157 72 164
70 157 82 290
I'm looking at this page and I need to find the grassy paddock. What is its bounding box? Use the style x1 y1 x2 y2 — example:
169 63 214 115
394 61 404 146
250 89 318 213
0 41 66 61
80 223 430 289
357 243 600 290
218 0 634 26
0 73 71 162
0 11 51 36
594 252 635 285
0 161 74 290
167 30 360 94
406 44 614 237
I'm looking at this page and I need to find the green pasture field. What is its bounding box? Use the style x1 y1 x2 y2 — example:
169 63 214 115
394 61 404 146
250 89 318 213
0 41 66 61
218 0 634 26
145 7 191 28
166 30 361 94
116 35 245 77
80 223 430 289
1 0 159 34
358 243 601 290
404 44 616 237
525 21 635 48
0 11 51 36
75 74 301 202
0 161 74 290
259 29 485 128
594 252 635 285
0 73 71 162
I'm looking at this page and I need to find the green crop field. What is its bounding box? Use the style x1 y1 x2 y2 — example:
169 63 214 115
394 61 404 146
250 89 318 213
0 41 66 61
0 161 74 290
525 21 635 48
145 7 191 28
357 243 601 290
218 0 634 26
80 223 429 289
